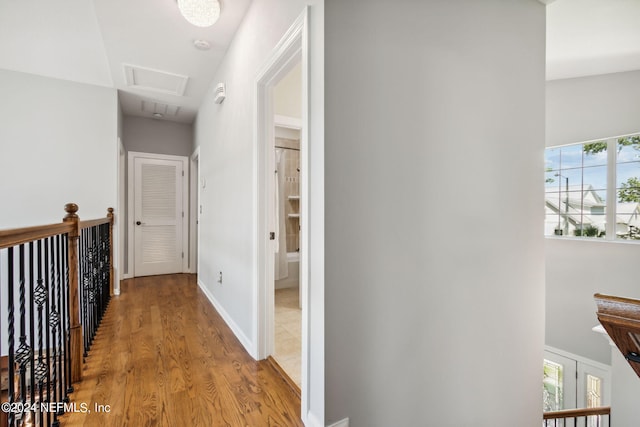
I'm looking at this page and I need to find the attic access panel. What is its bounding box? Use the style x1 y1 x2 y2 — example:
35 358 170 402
595 293 640 379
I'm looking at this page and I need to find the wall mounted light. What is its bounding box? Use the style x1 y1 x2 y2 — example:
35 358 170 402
177 0 221 28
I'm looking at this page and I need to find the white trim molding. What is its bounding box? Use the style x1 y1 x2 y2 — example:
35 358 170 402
198 279 255 356
189 147 200 275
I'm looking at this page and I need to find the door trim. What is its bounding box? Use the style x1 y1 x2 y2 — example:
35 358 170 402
254 7 311 420
189 147 200 274
116 137 126 290
127 151 189 277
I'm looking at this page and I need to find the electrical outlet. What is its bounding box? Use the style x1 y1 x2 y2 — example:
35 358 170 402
217 271 223 284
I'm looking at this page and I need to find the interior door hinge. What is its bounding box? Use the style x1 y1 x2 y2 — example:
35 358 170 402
182 211 184 218
182 252 184 259
182 170 185 177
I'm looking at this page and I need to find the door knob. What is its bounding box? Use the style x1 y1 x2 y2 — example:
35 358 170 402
136 221 142 225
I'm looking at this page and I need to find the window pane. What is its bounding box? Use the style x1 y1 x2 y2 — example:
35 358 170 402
583 141 608 167
545 147 561 171
543 360 564 412
586 374 602 408
616 162 640 191
545 170 560 190
575 214 605 238
559 144 583 169
617 137 640 163
545 212 562 236
615 137 640 241
583 165 608 192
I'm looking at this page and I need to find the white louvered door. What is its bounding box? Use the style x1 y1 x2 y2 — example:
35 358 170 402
133 157 184 277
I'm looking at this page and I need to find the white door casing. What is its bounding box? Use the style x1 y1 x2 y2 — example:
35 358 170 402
255 7 311 421
128 152 188 277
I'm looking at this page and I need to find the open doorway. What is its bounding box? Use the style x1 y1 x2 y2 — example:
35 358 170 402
255 8 310 416
272 61 303 388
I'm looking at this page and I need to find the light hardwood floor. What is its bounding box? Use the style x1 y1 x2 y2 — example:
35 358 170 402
59 274 303 427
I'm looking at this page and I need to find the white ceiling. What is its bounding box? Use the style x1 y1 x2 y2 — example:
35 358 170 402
0 0 251 124
1 0 639 123
546 0 640 80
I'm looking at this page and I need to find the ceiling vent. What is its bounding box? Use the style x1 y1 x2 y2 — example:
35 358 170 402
213 83 226 104
123 64 189 96
141 99 181 118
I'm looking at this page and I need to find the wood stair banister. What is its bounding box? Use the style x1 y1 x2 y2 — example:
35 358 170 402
543 406 611 420
594 293 640 379
0 203 115 427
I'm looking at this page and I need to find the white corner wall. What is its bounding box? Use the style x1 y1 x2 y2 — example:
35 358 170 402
193 1 324 425
325 1 545 425
545 70 640 365
0 69 118 226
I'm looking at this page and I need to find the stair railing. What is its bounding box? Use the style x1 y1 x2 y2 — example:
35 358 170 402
543 406 611 427
0 203 114 427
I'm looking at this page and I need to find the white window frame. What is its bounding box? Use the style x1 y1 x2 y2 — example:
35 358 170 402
545 132 640 243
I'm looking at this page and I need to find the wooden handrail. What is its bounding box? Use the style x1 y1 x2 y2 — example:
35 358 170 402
0 222 74 249
543 406 611 420
79 217 111 230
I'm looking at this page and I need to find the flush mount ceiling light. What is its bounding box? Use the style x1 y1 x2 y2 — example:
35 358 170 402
177 0 221 27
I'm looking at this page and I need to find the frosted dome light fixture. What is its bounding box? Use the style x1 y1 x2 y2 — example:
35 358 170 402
177 0 221 28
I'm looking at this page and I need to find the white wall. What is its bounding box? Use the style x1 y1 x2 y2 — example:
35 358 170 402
611 348 640 424
545 70 640 366
122 116 193 157
193 1 324 425
547 70 640 146
0 69 118 226
325 1 545 425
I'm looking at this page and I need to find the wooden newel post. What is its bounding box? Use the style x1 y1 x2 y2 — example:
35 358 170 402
63 203 83 383
107 207 114 296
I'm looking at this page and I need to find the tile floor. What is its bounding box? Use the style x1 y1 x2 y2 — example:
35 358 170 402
274 287 301 388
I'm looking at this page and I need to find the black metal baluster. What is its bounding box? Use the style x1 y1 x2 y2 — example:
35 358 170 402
51 235 64 426
90 227 96 349
57 235 67 404
15 244 30 426
63 234 73 396
48 236 60 427
102 223 111 318
44 237 53 427
92 226 98 345
96 225 103 329
7 247 16 427
35 239 48 427
88 227 94 348
81 228 89 357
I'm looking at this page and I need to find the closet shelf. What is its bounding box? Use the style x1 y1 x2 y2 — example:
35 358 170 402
288 213 300 218
288 195 300 200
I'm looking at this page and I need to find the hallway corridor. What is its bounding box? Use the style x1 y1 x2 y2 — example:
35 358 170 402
59 274 302 426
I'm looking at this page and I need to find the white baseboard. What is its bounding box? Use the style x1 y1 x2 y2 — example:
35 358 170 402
327 418 349 427
197 279 256 357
